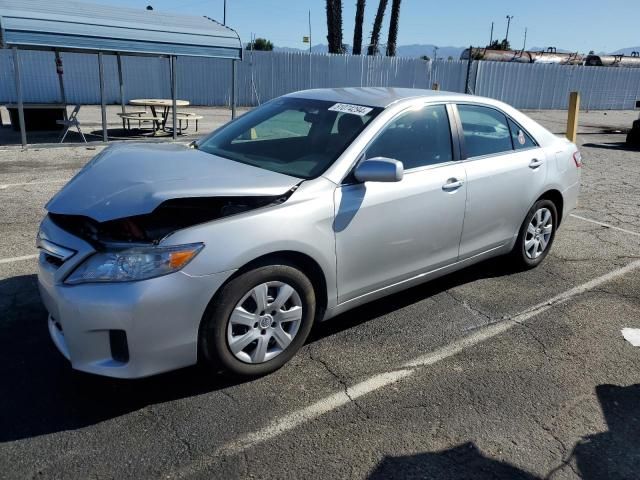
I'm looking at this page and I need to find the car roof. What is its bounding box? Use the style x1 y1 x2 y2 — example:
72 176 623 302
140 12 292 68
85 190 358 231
285 87 475 108
284 87 561 150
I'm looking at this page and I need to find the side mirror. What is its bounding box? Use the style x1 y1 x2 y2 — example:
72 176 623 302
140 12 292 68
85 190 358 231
354 157 404 183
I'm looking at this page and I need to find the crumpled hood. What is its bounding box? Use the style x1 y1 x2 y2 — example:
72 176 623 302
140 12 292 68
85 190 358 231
46 143 301 222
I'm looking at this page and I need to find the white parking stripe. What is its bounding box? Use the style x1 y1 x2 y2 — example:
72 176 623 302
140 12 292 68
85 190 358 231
173 258 640 475
570 214 640 237
0 179 67 190
216 369 414 457
0 253 38 264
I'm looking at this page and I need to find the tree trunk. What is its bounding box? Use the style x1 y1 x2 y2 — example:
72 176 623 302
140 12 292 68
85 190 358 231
367 0 388 56
386 0 401 56
326 0 344 54
335 0 343 53
326 0 335 53
352 0 366 55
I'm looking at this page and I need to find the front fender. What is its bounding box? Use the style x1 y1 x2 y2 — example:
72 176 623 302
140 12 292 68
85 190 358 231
163 178 338 308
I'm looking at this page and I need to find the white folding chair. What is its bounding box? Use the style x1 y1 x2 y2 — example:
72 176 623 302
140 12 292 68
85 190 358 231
57 105 87 143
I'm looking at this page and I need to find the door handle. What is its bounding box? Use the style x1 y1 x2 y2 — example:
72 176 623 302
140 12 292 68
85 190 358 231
442 178 464 191
529 158 543 169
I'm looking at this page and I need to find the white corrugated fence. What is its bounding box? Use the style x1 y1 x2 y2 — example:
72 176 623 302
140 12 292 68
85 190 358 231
1 50 639 109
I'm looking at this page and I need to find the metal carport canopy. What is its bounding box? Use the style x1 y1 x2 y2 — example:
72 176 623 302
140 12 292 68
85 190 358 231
0 0 242 147
0 0 242 59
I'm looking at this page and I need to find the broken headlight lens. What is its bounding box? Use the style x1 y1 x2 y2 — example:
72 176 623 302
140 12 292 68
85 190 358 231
65 243 204 285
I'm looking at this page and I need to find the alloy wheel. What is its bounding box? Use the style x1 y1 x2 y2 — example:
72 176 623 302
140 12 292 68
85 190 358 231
226 281 303 364
524 207 553 259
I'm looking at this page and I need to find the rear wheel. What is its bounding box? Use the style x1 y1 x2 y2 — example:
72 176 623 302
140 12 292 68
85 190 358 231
200 263 316 377
510 199 558 270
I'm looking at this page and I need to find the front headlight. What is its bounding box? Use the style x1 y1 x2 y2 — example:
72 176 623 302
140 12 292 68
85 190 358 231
65 243 204 285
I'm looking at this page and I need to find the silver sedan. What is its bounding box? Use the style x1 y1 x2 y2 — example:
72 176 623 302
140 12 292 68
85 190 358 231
37 88 581 378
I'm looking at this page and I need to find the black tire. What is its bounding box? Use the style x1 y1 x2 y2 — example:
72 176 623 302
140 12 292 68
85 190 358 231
510 199 558 270
199 261 316 377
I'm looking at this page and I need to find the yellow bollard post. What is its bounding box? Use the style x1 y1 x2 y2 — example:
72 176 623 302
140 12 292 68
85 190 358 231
566 91 580 143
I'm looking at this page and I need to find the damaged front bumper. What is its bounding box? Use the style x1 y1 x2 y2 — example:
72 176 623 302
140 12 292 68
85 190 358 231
37 215 235 378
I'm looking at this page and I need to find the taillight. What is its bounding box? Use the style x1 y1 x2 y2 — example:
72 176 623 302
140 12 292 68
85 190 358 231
573 151 583 168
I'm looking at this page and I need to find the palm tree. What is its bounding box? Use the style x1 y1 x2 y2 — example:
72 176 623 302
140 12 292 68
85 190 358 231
326 0 344 54
386 0 401 56
335 0 344 52
326 0 336 52
367 0 388 56
352 0 366 55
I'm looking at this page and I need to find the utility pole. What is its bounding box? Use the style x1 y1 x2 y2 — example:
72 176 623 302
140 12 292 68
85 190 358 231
489 22 494 46
223 0 227 25
523 27 527 51
433 46 439 62
308 9 312 88
505 15 513 44
308 9 312 55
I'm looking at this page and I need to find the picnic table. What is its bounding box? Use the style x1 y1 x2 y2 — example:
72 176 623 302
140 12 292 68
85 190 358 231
122 99 196 134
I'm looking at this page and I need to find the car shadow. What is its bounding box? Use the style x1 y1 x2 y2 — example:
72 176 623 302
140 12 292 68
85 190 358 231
0 258 516 443
310 256 516 341
88 128 199 140
368 383 640 479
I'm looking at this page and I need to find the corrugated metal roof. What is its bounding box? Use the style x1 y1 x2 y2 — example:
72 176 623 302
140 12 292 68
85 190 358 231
0 0 242 59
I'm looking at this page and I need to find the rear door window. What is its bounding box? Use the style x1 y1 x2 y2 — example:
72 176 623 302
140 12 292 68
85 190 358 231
457 104 514 158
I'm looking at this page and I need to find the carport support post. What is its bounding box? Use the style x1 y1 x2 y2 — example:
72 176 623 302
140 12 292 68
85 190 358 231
566 91 580 143
54 51 68 121
117 54 126 128
98 52 108 142
171 55 177 141
12 47 27 148
231 59 237 119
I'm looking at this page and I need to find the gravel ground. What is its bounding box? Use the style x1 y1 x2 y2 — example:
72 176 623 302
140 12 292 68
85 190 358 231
0 108 639 479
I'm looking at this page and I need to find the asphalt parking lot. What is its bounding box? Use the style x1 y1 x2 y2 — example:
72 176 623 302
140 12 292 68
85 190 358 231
1 109 639 479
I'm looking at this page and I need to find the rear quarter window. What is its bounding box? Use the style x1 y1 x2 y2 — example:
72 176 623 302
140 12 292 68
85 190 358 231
508 118 537 150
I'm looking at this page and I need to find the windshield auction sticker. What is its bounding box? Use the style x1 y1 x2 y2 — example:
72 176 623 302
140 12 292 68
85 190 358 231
328 103 373 116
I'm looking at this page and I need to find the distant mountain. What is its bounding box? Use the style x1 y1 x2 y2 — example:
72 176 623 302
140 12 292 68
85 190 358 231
272 43 640 58
612 46 640 55
528 46 574 53
396 44 465 59
274 43 465 59
273 44 328 54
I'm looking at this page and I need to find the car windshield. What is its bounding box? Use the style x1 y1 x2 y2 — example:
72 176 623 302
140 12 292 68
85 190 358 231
197 97 382 179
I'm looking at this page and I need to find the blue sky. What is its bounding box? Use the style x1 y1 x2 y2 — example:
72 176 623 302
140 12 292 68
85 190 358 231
88 0 639 53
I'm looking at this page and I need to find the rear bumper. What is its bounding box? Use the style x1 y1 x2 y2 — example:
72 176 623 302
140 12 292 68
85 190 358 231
561 180 580 223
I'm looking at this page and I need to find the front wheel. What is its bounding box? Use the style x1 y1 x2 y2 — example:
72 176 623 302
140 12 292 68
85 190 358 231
510 199 558 270
199 262 316 377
